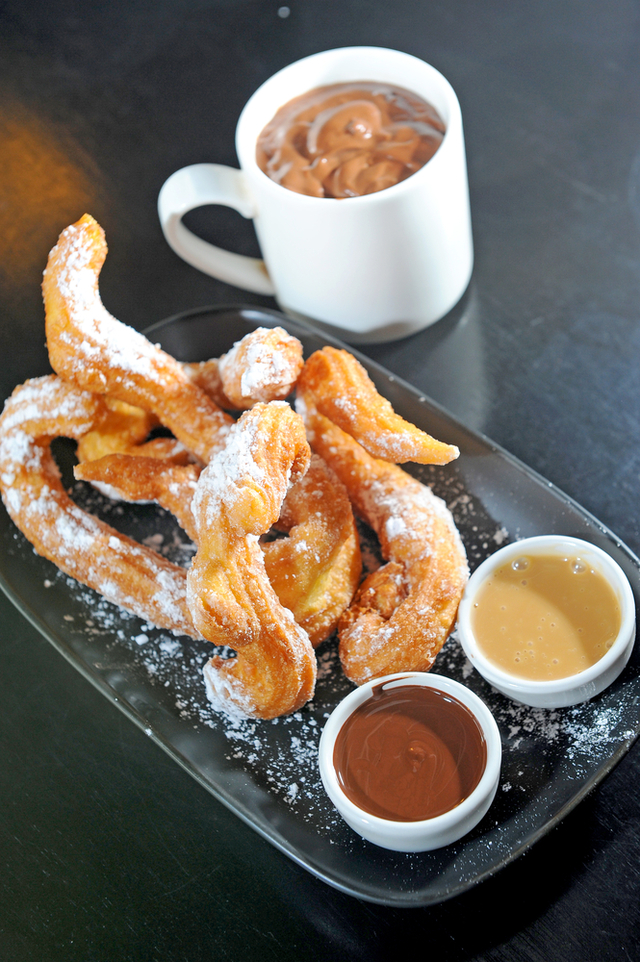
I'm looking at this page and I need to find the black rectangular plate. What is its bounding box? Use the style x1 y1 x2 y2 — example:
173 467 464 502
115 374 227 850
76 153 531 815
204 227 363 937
1 304 639 907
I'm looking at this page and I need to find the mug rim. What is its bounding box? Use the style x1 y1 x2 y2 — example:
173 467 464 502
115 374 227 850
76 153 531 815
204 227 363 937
235 45 463 204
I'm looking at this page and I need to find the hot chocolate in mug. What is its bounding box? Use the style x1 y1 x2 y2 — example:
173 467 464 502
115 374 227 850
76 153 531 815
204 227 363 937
158 46 473 343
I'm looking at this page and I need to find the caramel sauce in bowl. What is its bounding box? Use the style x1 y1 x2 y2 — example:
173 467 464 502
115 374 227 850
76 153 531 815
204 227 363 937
318 673 501 852
457 536 636 709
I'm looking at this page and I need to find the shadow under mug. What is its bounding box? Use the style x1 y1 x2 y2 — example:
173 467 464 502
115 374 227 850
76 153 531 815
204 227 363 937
158 46 474 343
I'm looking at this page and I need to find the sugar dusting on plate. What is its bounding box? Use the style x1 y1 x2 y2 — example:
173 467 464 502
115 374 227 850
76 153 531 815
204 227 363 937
3 443 639 859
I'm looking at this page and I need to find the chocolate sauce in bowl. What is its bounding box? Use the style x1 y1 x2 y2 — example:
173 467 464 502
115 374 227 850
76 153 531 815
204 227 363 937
333 683 487 821
256 82 445 198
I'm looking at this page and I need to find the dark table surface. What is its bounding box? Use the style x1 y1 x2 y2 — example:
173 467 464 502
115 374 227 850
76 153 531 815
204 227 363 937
2 1 640 959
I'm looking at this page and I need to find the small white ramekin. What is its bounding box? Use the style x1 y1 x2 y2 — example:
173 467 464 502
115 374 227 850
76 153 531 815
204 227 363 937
457 535 636 709
318 672 502 852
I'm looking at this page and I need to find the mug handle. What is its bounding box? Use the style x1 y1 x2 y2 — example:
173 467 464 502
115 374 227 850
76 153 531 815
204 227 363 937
157 163 276 296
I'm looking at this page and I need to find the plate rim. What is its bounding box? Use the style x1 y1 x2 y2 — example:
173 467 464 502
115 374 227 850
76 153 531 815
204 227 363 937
0 301 638 907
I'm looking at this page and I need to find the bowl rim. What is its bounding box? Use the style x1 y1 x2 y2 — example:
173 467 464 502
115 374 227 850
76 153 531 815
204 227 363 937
457 535 637 696
236 45 462 204
318 671 502 836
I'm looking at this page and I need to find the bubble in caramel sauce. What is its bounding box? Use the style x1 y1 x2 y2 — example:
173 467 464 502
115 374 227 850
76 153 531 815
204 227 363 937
256 81 445 198
471 553 622 680
333 683 487 821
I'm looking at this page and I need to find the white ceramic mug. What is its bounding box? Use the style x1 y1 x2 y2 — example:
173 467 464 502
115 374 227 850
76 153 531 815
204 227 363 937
158 46 474 342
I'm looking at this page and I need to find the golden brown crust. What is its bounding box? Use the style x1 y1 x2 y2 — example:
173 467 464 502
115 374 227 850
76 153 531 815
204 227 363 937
75 398 157 462
78 448 361 650
42 214 232 462
0 212 470 717
217 326 304 409
296 398 468 685
296 346 459 465
263 453 361 647
75 397 190 464
187 402 317 719
74 454 202 542
183 327 303 411
182 358 230 409
0 376 198 637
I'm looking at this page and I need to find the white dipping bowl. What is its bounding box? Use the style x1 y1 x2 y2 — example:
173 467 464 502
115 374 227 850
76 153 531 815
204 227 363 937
318 672 502 852
457 535 636 709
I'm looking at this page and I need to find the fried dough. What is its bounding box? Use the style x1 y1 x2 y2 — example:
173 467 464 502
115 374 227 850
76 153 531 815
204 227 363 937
78 449 361 649
188 402 317 718
75 454 201 541
297 398 468 684
297 346 459 464
43 214 232 462
262 453 361 646
0 376 198 637
184 326 304 411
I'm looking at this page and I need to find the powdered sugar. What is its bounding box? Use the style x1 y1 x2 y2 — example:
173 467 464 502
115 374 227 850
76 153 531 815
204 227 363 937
219 326 302 402
1 316 639 894
4 445 636 851
50 221 166 384
192 414 271 531
438 624 638 779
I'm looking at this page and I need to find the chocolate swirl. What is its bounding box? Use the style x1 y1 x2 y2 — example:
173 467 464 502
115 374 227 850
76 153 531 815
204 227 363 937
333 684 487 821
256 82 445 198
